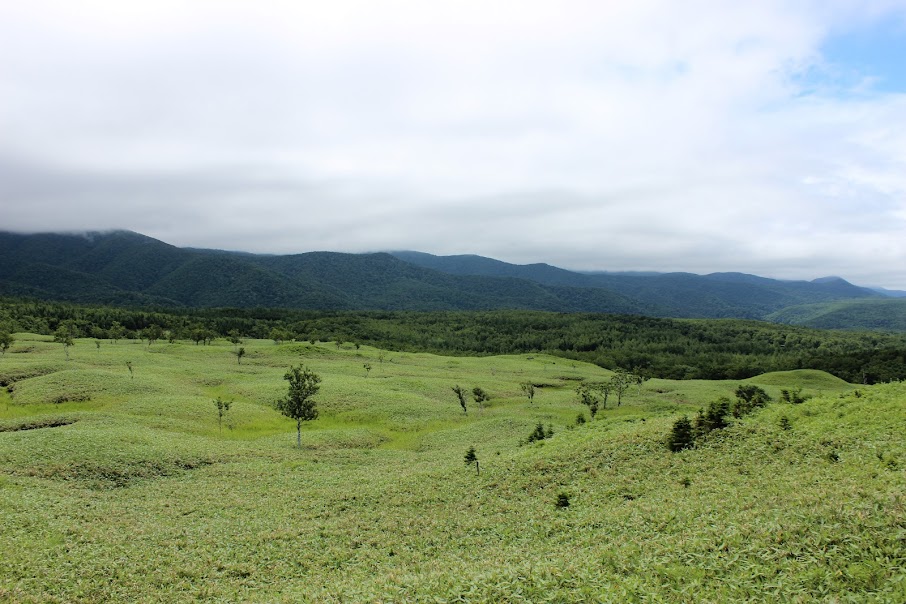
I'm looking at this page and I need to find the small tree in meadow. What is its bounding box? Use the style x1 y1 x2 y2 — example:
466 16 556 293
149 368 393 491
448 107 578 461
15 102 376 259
53 324 75 360
269 328 288 344
693 398 731 438
109 321 125 344
452 385 468 414
524 423 554 443
464 446 479 475
575 383 600 419
143 324 164 346
472 387 489 410
274 365 320 448
520 382 536 404
612 369 633 406
668 416 694 452
363 363 372 378
236 347 246 365
213 397 233 433
0 330 13 355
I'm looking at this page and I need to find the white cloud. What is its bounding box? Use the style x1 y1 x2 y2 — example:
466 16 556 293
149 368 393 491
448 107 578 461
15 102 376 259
1 0 906 287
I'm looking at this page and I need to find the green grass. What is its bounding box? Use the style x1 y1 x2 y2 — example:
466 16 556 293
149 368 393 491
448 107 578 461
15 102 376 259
0 334 903 602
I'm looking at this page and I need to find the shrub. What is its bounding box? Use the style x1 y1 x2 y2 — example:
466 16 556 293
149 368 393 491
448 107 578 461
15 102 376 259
694 398 730 438
668 416 694 452
464 446 479 475
780 387 809 404
733 384 770 417
556 492 570 508
527 422 547 443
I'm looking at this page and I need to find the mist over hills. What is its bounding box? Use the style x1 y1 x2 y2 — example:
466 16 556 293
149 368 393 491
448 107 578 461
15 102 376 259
0 230 897 326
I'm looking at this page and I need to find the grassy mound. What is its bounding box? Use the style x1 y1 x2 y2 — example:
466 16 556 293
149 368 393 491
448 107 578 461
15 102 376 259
746 369 854 390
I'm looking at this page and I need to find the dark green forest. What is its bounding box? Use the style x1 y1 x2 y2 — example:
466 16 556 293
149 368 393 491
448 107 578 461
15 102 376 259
3 298 904 384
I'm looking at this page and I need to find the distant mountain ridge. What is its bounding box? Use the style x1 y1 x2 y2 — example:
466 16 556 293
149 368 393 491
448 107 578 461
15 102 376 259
0 230 888 323
388 250 881 319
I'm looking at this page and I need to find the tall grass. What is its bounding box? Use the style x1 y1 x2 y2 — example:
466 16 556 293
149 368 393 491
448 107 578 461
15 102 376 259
0 334 901 602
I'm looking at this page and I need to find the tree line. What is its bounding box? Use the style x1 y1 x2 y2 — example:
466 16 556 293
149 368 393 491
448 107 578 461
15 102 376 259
2 298 905 383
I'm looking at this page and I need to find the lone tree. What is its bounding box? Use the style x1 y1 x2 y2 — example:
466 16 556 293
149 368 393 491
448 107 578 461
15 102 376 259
108 321 125 344
53 324 75 360
464 446 479 475
575 383 600 418
213 397 233 433
143 324 164 346
452 385 468 414
611 369 633 406
668 416 694 452
0 330 13 355
236 347 246 365
733 384 770 417
472 387 489 411
274 365 321 448
520 382 536 404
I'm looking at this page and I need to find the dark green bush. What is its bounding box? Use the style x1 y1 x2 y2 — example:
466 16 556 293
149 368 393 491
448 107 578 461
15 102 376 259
668 416 694 452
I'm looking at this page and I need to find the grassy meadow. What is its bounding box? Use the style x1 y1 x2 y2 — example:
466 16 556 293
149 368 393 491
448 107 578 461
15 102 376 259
0 333 904 602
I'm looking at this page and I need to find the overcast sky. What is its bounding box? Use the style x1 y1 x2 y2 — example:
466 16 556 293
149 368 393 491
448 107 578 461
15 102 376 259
2 1 906 287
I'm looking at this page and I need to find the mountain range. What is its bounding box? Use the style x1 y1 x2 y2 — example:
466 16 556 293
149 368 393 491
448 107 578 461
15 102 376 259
1 230 903 328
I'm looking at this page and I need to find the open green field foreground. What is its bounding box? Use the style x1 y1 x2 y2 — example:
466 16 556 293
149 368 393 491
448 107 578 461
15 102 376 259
1 334 904 602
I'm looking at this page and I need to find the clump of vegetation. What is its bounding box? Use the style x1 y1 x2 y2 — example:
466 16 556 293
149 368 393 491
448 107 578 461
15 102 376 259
575 413 586 425
732 384 770 417
693 398 731 437
471 387 489 410
0 329 13 355
780 387 810 404
668 416 694 452
555 492 570 508
143 324 164 346
526 422 554 444
668 397 733 452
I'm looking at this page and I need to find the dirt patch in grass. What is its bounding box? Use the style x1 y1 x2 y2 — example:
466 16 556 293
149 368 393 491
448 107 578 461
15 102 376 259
0 417 78 432
22 456 217 489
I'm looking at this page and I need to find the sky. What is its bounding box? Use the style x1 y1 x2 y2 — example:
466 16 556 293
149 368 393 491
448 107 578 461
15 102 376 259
2 1 906 288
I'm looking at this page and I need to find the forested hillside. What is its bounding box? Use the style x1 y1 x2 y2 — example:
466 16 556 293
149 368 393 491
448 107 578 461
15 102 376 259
0 230 886 320
768 298 906 331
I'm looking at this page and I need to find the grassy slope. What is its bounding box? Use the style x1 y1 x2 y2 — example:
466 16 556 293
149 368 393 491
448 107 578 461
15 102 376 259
0 335 903 602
